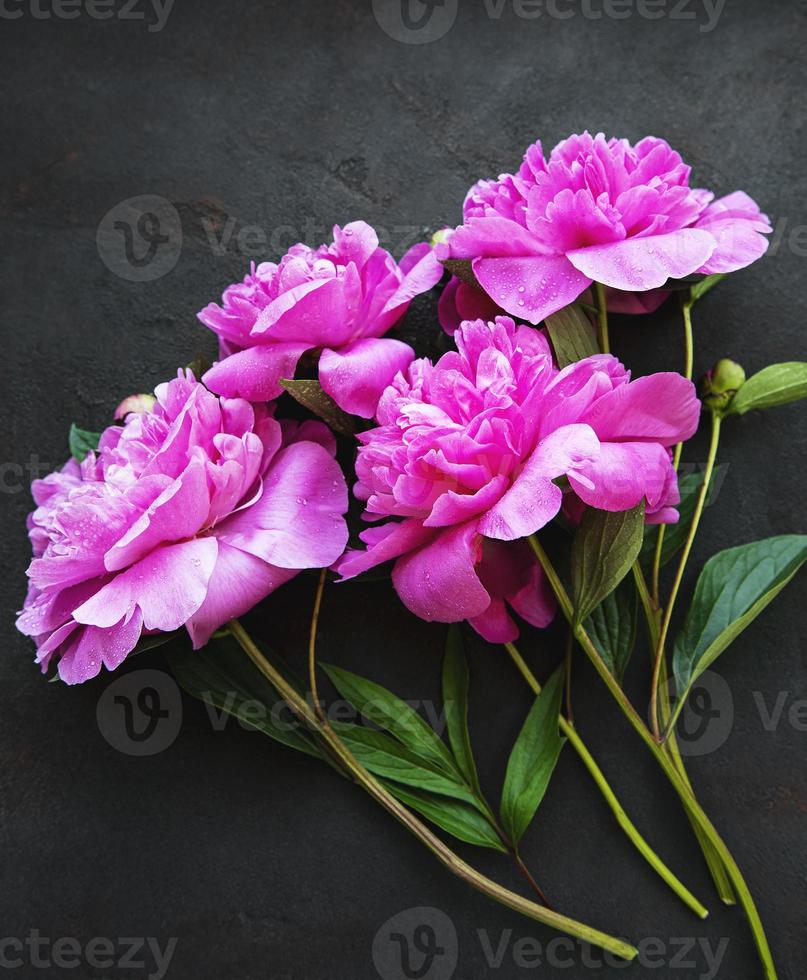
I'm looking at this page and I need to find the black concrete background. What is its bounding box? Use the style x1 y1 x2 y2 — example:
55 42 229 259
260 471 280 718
1 1 806 978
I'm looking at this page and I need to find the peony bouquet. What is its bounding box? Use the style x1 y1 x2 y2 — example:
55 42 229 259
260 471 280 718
18 132 807 977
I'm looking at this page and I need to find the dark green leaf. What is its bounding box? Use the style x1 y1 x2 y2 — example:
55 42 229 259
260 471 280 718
186 353 213 377
584 577 638 683
690 274 725 302
442 627 481 796
130 630 185 657
571 502 646 625
321 664 456 774
670 535 807 730
641 465 727 569
384 784 506 852
69 424 102 462
544 303 599 367
725 363 807 417
332 723 483 811
440 258 477 288
499 667 566 845
279 378 356 436
168 634 321 758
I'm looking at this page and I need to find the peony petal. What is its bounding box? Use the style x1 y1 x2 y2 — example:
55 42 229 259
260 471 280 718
392 522 491 623
334 519 436 581
605 287 670 315
319 337 415 419
437 277 502 336
477 538 556 630
203 344 309 402
332 221 379 270
569 442 674 513
472 254 592 325
185 541 297 648
696 218 770 274
467 597 519 644
215 441 348 569
424 476 509 528
579 373 701 445
73 538 218 632
382 244 444 315
58 609 144 685
566 229 716 291
478 424 600 540
104 460 211 572
439 217 547 259
280 418 338 457
253 265 361 347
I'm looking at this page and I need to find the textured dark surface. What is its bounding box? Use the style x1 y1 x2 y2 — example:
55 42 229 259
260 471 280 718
2 1 806 978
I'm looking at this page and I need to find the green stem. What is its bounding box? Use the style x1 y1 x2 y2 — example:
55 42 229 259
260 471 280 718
504 642 708 920
633 562 660 643
652 298 694 600
526 538 776 979
650 411 722 738
227 619 636 960
308 568 327 721
595 281 610 354
631 567 735 902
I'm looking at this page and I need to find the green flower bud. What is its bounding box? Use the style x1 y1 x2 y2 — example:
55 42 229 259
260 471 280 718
114 393 156 421
701 358 746 412
430 227 452 248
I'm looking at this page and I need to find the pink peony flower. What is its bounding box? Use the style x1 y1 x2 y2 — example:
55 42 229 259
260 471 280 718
437 133 771 324
438 276 501 336
17 372 349 684
437 275 670 336
199 222 443 418
335 317 700 641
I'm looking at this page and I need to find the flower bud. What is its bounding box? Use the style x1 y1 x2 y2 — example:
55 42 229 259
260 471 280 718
114 393 157 421
430 227 453 248
701 359 746 412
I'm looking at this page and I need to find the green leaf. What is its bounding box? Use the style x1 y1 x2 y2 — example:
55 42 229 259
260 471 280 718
440 258 477 287
544 303 599 367
279 378 356 436
670 535 807 729
69 423 102 462
571 502 646 626
332 723 483 811
321 664 456 775
725 363 807 417
384 784 506 852
641 465 727 568
690 274 725 302
168 634 321 758
584 577 638 683
499 667 566 845
442 627 481 796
